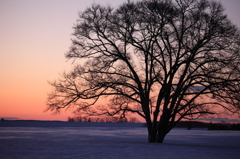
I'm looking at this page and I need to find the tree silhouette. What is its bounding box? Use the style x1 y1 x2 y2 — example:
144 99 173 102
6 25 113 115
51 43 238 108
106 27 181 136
46 0 240 143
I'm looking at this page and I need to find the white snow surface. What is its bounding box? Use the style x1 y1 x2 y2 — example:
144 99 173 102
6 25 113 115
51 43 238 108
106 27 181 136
0 121 240 159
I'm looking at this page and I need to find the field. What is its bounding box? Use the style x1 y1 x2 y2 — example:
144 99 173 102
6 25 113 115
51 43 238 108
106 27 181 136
1 121 240 159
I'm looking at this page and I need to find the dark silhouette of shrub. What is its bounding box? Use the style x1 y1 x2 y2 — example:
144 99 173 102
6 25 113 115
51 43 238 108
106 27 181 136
208 123 229 130
231 124 240 130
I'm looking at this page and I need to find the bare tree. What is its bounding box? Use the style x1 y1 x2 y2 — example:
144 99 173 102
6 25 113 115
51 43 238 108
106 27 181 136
46 0 240 143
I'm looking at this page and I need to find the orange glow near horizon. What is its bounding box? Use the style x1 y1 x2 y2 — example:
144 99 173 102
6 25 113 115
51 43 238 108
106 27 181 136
1 0 240 122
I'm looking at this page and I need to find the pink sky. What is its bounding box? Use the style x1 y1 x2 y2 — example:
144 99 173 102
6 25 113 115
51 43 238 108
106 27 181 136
1 0 240 121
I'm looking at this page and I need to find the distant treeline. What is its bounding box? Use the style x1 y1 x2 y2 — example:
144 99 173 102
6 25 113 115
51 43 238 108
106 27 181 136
68 116 140 123
175 121 240 130
67 117 240 130
208 122 240 130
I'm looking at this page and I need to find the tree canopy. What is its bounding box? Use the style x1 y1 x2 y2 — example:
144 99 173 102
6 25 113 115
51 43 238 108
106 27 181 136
46 0 240 143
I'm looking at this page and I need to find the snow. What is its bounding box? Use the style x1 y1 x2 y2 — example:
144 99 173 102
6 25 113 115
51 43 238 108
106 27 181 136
0 121 240 159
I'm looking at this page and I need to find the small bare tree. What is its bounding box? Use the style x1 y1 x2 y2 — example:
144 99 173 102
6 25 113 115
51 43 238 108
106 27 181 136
46 0 240 143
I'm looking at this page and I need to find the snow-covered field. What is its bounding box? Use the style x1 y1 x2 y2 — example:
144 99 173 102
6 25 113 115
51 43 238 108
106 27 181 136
0 121 240 159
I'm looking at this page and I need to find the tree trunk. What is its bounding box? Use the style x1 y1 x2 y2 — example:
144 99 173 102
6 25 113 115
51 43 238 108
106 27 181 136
148 129 157 142
148 128 167 143
156 129 167 143
146 110 171 143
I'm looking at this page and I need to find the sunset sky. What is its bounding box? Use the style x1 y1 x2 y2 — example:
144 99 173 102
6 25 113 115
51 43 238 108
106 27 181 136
1 0 240 121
